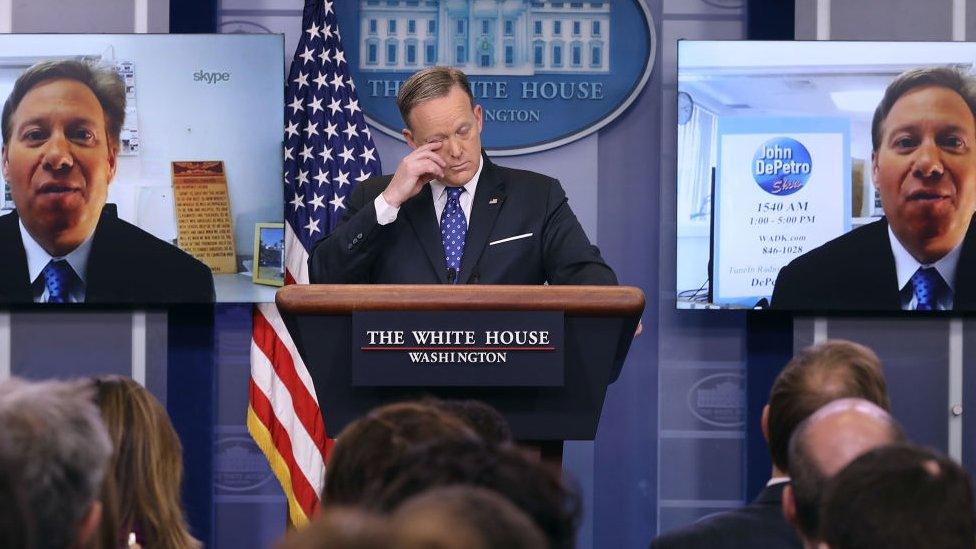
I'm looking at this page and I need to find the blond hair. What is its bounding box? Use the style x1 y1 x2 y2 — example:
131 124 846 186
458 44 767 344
93 376 199 549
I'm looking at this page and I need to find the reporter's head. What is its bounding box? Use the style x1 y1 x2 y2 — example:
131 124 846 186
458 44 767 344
783 398 905 546
369 438 581 549
322 401 479 506
0 377 111 549
92 375 196 548
765 339 889 475
820 443 975 549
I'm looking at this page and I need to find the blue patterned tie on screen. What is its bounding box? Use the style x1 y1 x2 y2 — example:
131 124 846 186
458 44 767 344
911 267 944 311
42 259 75 303
440 187 467 283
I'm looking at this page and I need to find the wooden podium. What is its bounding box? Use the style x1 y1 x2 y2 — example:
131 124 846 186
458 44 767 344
276 285 644 455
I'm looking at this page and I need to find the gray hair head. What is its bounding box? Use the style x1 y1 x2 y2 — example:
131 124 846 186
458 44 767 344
0 378 112 549
396 66 474 128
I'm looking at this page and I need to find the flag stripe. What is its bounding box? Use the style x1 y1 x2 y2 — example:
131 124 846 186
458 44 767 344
250 332 327 495
248 377 320 522
249 0 381 527
284 223 310 284
246 405 310 526
252 304 325 450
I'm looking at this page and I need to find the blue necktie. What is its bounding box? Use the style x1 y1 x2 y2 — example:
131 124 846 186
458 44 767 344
42 259 75 303
910 267 944 311
440 187 467 283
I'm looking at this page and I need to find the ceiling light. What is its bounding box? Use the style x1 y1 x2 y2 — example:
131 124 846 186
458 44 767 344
830 90 884 112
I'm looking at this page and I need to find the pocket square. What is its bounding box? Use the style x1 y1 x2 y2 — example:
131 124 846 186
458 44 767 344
489 233 533 246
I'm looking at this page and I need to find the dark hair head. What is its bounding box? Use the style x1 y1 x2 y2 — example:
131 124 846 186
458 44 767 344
767 339 889 473
276 506 392 549
787 398 905 541
322 401 479 506
821 444 975 549
391 485 549 549
367 438 580 549
2 59 126 149
425 398 513 446
396 66 474 128
871 66 976 151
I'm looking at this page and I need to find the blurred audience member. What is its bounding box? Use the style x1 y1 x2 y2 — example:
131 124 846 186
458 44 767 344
784 398 905 548
277 507 392 549
0 461 34 548
390 485 548 549
0 378 111 549
427 397 514 446
94 471 122 549
368 438 580 549
820 443 975 549
93 376 199 548
652 339 889 549
322 401 479 506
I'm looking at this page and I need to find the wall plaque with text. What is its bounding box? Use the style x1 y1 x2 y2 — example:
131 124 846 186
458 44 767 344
351 311 564 387
172 160 237 274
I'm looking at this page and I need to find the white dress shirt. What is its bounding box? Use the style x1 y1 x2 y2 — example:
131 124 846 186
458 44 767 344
19 219 94 303
888 225 960 311
374 156 484 225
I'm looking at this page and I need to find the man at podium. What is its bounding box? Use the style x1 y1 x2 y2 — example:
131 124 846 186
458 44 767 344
309 66 616 286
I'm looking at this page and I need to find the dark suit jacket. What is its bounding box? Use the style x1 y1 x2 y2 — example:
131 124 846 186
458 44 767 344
308 155 616 285
0 206 214 304
650 482 801 549
770 217 976 311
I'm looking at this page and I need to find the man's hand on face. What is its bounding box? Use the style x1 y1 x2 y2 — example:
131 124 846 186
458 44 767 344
382 142 447 208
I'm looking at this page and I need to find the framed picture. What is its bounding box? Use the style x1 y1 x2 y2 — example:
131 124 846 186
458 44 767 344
253 223 285 287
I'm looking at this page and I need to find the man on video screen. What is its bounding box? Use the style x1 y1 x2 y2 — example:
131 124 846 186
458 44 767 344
308 66 616 286
772 67 976 311
0 59 214 304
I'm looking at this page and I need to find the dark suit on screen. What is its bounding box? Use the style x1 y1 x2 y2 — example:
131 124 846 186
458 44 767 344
650 482 801 549
0 206 215 304
308 155 616 285
770 217 976 311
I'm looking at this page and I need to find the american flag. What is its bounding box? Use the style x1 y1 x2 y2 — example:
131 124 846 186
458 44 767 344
248 0 382 526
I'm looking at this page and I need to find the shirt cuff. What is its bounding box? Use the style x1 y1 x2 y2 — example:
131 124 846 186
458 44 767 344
374 193 400 225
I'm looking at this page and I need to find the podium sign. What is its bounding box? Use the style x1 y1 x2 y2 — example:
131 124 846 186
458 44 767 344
352 311 564 387
276 284 644 440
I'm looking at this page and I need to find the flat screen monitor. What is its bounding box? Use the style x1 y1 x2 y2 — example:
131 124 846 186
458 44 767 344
0 34 283 305
677 40 976 312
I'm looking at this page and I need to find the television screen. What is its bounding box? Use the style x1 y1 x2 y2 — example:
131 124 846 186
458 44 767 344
0 34 283 305
676 41 976 312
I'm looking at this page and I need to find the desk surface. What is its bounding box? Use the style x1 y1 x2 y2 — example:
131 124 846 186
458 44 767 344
214 273 278 303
